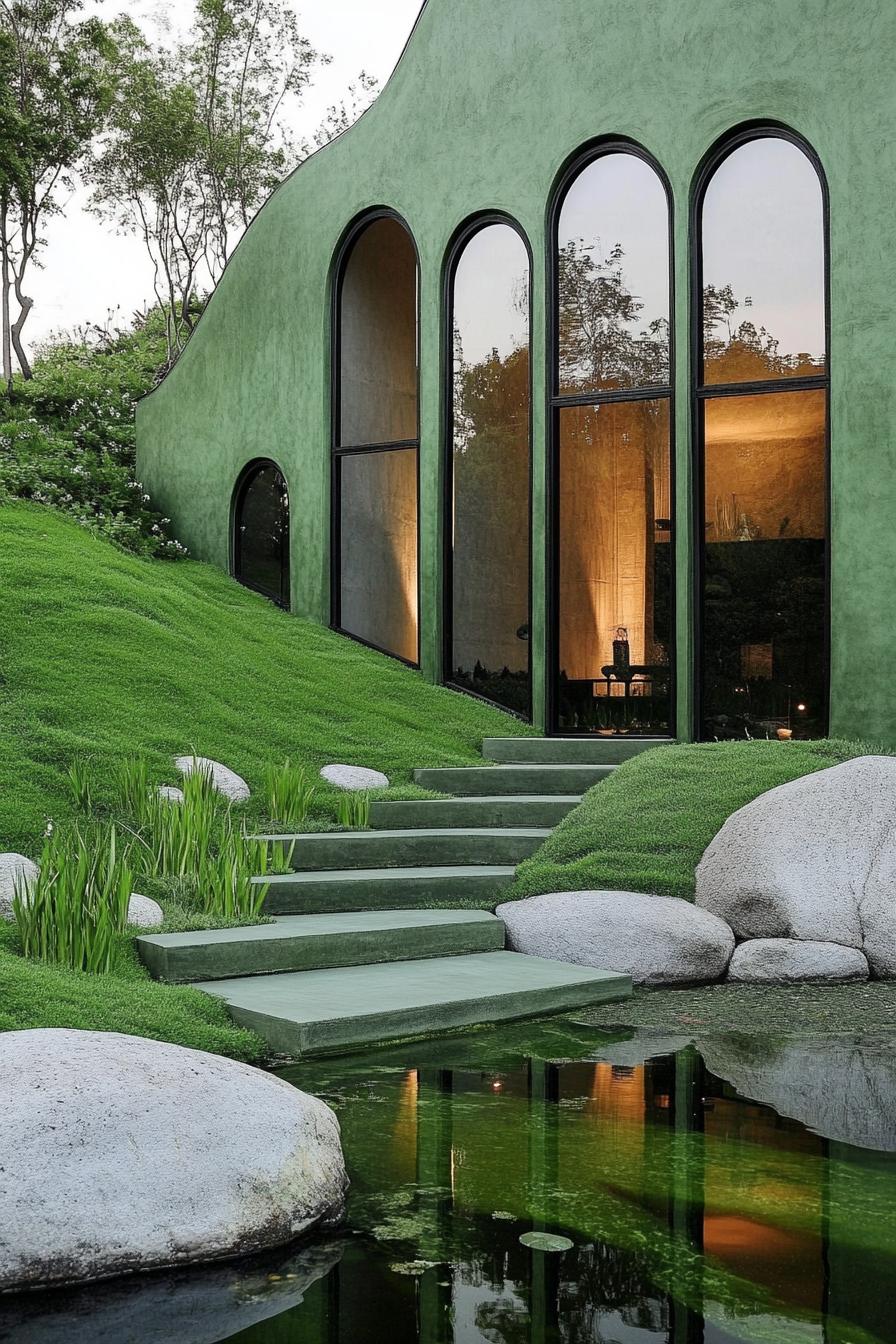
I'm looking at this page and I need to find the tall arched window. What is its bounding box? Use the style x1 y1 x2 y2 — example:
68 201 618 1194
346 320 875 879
332 212 420 664
232 459 290 609
695 130 828 740
550 145 673 736
445 218 532 717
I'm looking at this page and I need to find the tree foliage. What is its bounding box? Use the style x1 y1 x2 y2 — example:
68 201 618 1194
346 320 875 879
0 0 116 383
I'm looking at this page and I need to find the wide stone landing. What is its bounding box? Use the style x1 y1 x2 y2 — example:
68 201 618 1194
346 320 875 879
194 951 631 1056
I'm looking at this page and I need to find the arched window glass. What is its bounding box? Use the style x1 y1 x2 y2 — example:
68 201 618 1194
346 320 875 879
334 214 419 664
697 133 828 740
552 149 673 736
447 221 531 716
233 460 290 609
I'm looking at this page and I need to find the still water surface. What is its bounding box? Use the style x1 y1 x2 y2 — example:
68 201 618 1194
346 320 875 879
6 1017 896 1344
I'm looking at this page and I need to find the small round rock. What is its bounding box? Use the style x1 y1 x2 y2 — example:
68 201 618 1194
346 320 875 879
0 853 40 920
156 785 185 804
320 764 389 792
174 756 250 803
127 894 165 929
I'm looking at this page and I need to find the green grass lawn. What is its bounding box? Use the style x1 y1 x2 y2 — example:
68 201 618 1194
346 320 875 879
512 737 889 902
0 500 526 1057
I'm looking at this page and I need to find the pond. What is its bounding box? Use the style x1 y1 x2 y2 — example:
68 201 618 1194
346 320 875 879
5 1017 896 1344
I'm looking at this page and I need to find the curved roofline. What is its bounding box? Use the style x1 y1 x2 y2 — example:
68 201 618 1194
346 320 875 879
139 0 431 405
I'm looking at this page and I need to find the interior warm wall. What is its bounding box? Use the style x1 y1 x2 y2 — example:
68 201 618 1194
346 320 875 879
135 0 896 743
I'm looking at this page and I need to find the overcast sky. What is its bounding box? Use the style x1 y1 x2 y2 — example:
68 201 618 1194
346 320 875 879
28 0 423 344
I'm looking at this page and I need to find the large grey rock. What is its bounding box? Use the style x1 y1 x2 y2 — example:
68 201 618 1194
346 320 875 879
496 890 735 985
729 938 869 984
174 756 250 803
0 852 39 919
696 755 896 977
699 1035 896 1151
0 1240 343 1344
320 763 389 791
0 1029 348 1290
127 893 164 929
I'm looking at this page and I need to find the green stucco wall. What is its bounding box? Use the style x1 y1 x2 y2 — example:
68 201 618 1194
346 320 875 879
136 0 896 744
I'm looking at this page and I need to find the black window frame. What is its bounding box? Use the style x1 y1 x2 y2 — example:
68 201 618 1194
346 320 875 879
330 207 422 668
546 137 677 738
231 456 291 609
690 122 831 741
441 211 535 721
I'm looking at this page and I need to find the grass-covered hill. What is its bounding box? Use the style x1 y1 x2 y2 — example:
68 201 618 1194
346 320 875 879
0 501 525 857
512 738 886 903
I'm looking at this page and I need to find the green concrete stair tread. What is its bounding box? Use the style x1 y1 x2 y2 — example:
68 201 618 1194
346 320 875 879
253 826 551 870
369 795 582 829
137 909 504 983
195 951 632 1056
413 764 616 796
482 737 675 764
259 863 517 914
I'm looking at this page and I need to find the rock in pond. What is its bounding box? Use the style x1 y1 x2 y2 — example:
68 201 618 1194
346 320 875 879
174 756 250 803
0 1240 343 1344
496 890 735 985
729 938 869 984
0 1029 348 1291
699 1034 896 1151
0 852 39 919
320 763 389 791
127 893 164 929
696 755 896 977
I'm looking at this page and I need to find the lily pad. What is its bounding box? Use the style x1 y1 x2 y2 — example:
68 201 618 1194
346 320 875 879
519 1232 574 1253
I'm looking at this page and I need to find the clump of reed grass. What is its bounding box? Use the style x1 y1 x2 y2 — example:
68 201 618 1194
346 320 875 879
13 825 132 974
264 758 317 829
337 791 370 829
67 758 93 813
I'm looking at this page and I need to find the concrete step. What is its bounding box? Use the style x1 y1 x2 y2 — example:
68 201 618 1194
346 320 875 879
195 951 632 1056
255 827 550 871
370 795 581 830
413 763 616 796
259 864 517 915
482 736 675 764
137 909 505 983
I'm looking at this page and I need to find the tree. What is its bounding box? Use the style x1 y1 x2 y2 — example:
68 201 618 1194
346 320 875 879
0 0 115 385
90 0 328 363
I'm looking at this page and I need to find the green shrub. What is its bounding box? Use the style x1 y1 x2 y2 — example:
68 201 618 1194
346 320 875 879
0 307 196 558
337 791 370 829
14 825 132 974
265 758 317 829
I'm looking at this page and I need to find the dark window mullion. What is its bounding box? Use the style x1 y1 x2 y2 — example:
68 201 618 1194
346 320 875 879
552 384 672 410
697 374 828 401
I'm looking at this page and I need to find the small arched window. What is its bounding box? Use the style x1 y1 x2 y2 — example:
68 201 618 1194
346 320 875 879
232 460 290 609
332 212 420 665
445 218 532 717
550 145 674 736
695 130 828 740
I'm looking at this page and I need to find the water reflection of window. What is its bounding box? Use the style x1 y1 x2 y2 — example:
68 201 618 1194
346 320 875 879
552 146 673 736
447 219 531 717
697 132 829 740
333 212 420 664
232 459 290 609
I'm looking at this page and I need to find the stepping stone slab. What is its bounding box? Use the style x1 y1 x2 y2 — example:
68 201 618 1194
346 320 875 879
370 796 582 830
196 951 631 1056
0 1029 347 1290
728 938 869 983
482 737 673 764
138 909 506 982
321 764 389 791
260 865 517 915
497 890 734 985
0 853 38 919
175 756 250 802
259 827 550 870
413 764 615 796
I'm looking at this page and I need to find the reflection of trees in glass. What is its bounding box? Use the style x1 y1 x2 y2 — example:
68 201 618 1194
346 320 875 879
703 281 825 382
558 239 669 391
